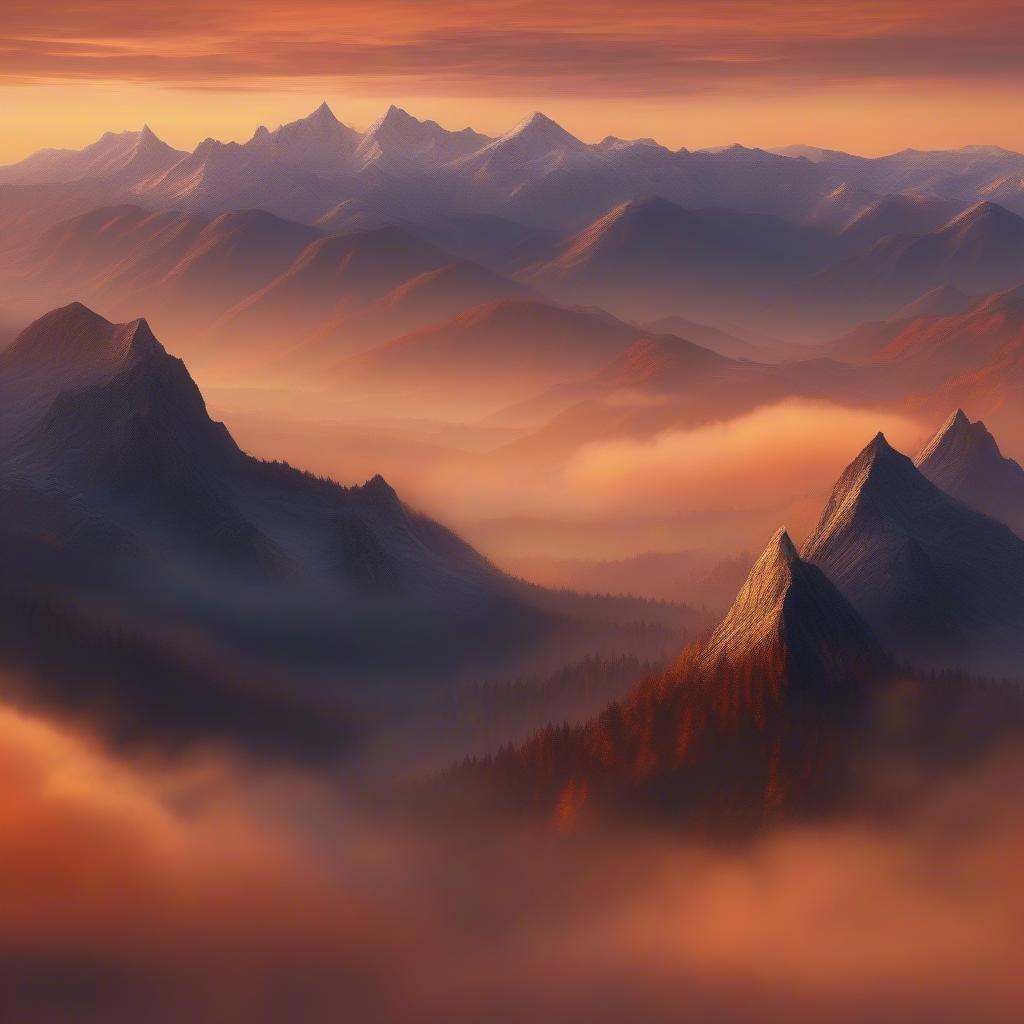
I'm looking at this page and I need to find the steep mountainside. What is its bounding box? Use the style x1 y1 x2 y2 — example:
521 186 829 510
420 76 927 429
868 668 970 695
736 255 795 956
0 304 560 679
915 409 1024 536
802 433 1024 675
456 528 889 833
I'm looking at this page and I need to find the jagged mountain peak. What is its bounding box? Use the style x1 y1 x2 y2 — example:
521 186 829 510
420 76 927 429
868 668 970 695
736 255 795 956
803 427 1024 673
811 428 925 516
375 103 414 124
3 302 157 374
916 409 1009 472
917 407 972 450
307 100 339 125
798 425 958 569
30 313 243 483
498 111 583 150
696 525 885 692
914 409 1024 534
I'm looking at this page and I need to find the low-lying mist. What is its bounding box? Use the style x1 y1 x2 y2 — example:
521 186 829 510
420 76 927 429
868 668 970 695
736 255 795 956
3 694 1022 1024
213 394 931 567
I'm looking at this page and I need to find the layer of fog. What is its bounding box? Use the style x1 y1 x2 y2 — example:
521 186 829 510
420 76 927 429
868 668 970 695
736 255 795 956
4 696 1022 1024
212 394 930 599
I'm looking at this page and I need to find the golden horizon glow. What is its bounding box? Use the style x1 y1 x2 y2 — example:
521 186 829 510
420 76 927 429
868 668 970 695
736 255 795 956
2 1 1023 162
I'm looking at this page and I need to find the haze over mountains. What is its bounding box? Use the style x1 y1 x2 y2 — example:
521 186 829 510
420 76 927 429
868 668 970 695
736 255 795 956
456 409 1024 834
4 104 1024 714
0 302 694 741
3 103 1024 343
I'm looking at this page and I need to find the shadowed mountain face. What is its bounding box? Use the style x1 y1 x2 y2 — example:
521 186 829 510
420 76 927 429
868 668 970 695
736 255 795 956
0 304 575 685
802 433 1024 675
815 202 1024 317
454 528 890 835
520 197 815 321
915 409 1024 537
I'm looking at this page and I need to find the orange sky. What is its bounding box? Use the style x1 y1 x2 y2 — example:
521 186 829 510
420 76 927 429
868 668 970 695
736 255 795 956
3 0 1023 160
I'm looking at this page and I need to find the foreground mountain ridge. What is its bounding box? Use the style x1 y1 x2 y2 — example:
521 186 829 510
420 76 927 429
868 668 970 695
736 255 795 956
802 431 1024 674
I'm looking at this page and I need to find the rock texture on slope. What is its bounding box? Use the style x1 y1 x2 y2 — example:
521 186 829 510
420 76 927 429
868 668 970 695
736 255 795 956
697 527 887 694
459 527 889 833
915 409 1024 536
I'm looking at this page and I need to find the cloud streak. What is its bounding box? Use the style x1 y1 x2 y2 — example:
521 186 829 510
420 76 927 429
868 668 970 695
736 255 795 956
3 1 1023 95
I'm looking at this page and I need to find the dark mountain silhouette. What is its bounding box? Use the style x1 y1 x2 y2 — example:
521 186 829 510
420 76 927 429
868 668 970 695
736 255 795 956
0 304 541 673
915 409 1024 536
0 304 690 696
802 432 1024 675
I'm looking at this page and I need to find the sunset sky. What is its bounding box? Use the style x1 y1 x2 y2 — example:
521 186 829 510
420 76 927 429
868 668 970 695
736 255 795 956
3 0 1023 160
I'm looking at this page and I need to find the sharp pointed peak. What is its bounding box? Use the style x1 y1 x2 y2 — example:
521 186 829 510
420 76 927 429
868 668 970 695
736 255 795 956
123 316 164 356
360 472 401 506
520 110 557 127
846 431 919 480
948 407 972 429
766 526 799 565
697 522 885 688
308 100 339 123
505 110 578 143
858 430 897 459
915 407 1006 470
370 104 416 127
933 407 981 444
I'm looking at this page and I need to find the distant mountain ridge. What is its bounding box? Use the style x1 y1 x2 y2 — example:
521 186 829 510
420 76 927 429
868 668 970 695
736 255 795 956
6 103 1021 240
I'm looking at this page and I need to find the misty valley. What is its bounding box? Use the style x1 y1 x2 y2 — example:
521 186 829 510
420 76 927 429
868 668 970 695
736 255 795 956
1 94 1024 1024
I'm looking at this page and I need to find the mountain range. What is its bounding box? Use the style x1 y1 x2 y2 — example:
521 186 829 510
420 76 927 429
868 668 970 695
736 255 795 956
4 107 1024 354
3 102 1021 238
455 421 1024 831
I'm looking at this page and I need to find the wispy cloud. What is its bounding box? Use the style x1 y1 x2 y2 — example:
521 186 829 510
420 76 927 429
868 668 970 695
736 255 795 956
3 1 1022 94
